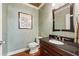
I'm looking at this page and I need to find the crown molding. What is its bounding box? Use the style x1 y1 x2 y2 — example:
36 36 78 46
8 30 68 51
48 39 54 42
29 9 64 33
38 3 45 9
23 3 44 10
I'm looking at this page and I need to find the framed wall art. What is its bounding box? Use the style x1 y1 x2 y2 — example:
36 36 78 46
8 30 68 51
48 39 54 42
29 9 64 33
18 12 32 29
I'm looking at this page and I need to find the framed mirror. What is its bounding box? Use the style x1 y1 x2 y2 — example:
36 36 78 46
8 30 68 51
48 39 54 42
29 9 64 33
52 3 74 32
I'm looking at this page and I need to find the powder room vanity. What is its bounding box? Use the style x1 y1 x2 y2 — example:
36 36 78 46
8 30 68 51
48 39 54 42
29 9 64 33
40 35 79 56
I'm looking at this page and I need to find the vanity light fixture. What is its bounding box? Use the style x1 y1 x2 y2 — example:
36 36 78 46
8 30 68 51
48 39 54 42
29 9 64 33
52 3 56 9
76 14 79 44
52 3 56 7
78 14 79 22
70 15 73 16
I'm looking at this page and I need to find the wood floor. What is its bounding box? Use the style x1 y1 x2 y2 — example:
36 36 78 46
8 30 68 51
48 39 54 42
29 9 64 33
12 49 40 56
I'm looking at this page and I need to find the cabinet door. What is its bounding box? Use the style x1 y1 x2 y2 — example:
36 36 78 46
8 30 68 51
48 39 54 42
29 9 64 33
40 40 61 56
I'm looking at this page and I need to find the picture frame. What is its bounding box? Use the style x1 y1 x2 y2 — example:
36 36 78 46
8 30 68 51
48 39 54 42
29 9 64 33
18 12 32 29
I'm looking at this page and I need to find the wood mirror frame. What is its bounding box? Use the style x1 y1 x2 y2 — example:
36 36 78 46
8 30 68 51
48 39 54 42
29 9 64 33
52 3 74 32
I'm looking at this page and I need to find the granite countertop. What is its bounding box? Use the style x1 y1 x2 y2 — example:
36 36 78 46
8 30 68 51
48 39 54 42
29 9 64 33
40 37 79 56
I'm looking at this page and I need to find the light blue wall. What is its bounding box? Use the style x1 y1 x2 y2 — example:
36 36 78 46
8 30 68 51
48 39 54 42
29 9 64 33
7 4 39 52
39 4 53 37
39 3 74 38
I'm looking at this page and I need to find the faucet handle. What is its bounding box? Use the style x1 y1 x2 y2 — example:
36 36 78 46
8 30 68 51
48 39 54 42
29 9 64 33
55 36 58 40
62 38 65 41
59 36 61 40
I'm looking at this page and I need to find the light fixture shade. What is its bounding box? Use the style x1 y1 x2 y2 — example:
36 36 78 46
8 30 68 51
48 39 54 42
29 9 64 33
52 3 56 7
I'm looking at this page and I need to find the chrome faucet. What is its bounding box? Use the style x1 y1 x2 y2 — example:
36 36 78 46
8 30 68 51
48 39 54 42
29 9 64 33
57 35 61 40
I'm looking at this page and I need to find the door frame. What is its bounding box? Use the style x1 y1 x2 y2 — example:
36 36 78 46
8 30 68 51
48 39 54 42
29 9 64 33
0 3 2 56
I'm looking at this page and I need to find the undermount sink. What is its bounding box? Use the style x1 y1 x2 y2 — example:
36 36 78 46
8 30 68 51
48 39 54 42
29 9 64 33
49 39 64 45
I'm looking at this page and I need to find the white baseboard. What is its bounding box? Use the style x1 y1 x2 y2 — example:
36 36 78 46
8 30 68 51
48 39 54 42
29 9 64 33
7 48 29 56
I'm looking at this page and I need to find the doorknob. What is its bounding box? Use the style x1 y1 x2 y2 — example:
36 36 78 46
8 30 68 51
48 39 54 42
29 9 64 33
0 41 5 45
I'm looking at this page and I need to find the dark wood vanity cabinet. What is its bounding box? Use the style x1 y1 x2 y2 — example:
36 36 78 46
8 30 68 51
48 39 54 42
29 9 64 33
40 39 74 56
40 40 61 56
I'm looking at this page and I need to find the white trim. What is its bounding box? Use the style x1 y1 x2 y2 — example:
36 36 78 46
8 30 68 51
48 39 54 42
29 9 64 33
38 3 45 9
0 3 2 56
23 3 44 10
24 3 38 10
7 48 29 56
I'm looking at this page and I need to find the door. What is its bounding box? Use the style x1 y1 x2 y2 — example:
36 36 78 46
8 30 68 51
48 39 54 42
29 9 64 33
0 3 2 56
